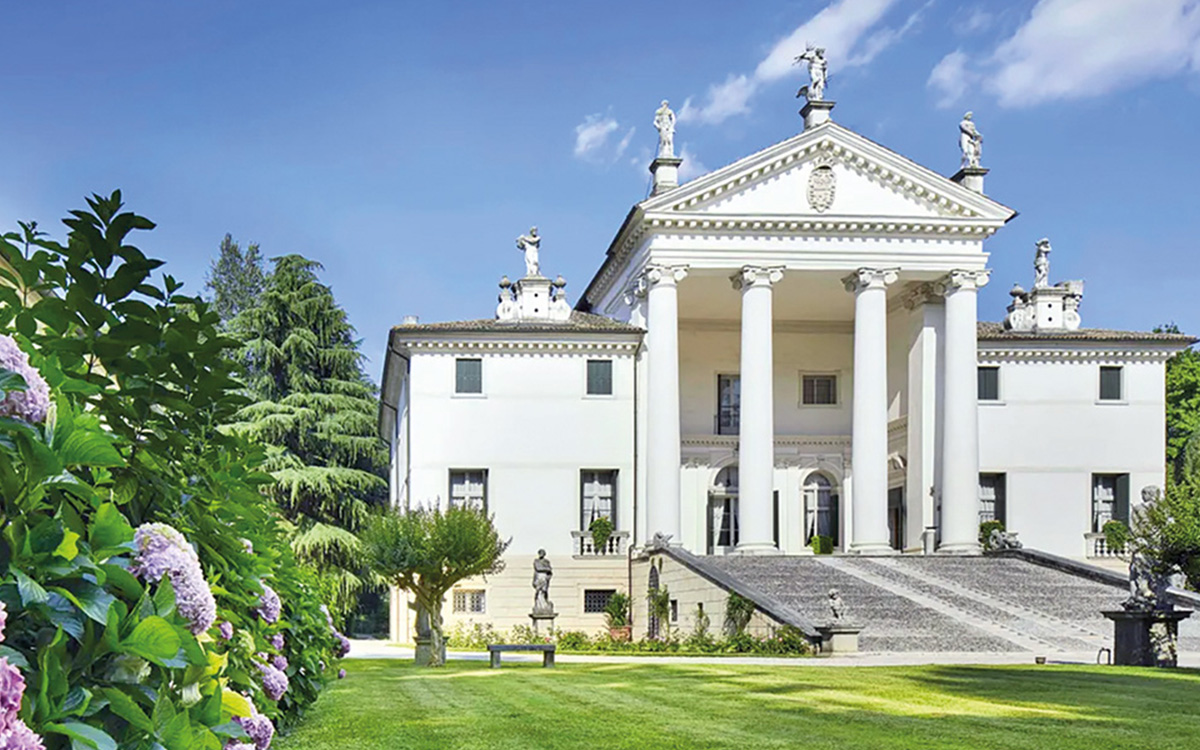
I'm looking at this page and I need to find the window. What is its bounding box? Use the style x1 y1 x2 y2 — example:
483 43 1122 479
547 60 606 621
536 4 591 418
1092 474 1129 531
804 473 839 546
979 473 1006 525
717 374 740 435
586 359 613 395
455 358 482 394
978 367 1000 401
580 470 617 529
452 589 486 614
802 374 838 405
583 589 616 614
449 470 487 511
669 599 679 623
1099 366 1123 401
709 466 739 551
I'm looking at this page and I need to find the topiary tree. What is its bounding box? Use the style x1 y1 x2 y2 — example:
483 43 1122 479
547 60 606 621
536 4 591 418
362 504 509 666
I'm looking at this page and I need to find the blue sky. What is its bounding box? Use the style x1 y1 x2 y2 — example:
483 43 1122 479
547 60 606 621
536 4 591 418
2 0 1199 378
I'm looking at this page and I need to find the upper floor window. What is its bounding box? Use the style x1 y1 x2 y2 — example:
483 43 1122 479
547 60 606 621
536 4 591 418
978 367 1000 401
1099 366 1123 401
802 374 838 405
455 358 483 394
449 469 487 511
717 374 740 435
581 470 617 529
586 359 613 396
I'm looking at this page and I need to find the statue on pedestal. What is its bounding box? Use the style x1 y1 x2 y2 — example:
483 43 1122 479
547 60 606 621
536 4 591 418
1124 552 1171 612
654 100 676 159
516 227 541 277
828 588 846 622
794 46 828 101
1033 238 1051 289
959 112 983 168
532 549 554 615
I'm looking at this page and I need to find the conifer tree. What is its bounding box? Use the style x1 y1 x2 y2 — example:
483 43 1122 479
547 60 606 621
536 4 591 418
226 254 388 619
206 233 266 323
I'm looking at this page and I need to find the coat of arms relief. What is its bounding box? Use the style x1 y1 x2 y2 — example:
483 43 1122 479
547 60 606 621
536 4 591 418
806 152 837 212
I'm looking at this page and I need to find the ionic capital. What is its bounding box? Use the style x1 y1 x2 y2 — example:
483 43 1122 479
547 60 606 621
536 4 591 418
939 269 991 294
842 267 899 294
730 265 784 292
641 263 689 288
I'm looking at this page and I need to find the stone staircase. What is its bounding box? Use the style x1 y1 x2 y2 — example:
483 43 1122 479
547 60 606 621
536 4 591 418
702 554 1200 654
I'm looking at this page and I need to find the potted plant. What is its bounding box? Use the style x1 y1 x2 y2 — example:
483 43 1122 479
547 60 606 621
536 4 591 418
589 515 615 554
604 591 631 641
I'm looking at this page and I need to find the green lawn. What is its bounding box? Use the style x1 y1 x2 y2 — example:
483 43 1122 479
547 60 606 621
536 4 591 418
277 659 1200 750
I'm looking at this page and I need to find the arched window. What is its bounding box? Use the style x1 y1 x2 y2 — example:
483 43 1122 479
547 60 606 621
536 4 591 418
804 473 839 546
708 466 739 552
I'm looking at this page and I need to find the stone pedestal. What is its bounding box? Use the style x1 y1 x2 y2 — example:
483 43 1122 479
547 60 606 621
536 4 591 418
530 612 558 635
414 637 446 666
951 165 988 194
649 156 683 195
800 100 835 130
816 624 863 655
1101 609 1193 667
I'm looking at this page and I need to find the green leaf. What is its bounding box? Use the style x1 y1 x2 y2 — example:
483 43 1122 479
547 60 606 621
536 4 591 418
0 368 27 393
101 687 154 732
44 721 118 750
220 690 254 719
59 428 123 467
13 569 49 605
89 503 134 551
60 581 116 624
160 711 194 750
54 529 81 560
0 646 28 669
44 592 86 640
100 564 142 599
120 615 181 665
153 577 176 618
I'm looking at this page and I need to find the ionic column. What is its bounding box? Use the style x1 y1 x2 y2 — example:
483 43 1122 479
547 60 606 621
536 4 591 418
938 269 989 553
643 264 688 544
733 265 784 554
843 268 898 554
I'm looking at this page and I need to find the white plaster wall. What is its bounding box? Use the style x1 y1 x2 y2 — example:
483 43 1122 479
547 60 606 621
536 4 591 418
406 348 636 557
978 355 1167 556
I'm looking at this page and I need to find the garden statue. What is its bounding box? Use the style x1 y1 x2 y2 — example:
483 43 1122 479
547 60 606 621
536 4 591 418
959 112 982 168
1124 552 1172 612
828 588 846 622
1033 238 1051 289
988 527 1023 551
532 549 554 615
516 226 541 277
794 45 828 101
654 100 676 159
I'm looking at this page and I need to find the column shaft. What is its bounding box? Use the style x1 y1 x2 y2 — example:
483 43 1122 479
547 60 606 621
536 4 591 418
644 265 687 543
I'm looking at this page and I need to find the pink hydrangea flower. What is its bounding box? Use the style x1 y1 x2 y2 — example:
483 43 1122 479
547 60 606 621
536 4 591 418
0 335 50 424
0 601 7 643
0 659 25 720
0 720 45 750
132 523 217 634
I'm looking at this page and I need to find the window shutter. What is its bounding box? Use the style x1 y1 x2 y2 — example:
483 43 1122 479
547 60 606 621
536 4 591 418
587 360 613 395
1099 366 1122 400
456 359 482 394
1115 474 1130 524
996 474 1007 527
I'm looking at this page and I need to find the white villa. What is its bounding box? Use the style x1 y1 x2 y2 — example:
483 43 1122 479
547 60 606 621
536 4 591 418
377 95 1193 644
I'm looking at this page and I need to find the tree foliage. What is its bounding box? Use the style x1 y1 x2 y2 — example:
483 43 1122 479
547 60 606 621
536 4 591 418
224 254 388 620
1156 323 1200 481
206 233 266 324
363 505 509 666
1131 478 1200 589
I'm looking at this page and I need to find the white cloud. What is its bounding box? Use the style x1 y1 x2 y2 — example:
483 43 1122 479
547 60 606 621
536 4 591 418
677 144 710 183
953 6 993 35
931 0 1200 108
679 0 907 125
927 50 974 108
614 126 636 160
573 114 620 160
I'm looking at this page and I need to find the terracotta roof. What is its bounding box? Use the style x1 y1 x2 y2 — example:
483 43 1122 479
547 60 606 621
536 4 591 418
391 310 642 335
977 321 1196 344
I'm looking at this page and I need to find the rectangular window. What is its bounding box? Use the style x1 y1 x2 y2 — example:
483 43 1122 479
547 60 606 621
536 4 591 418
717 374 740 435
802 374 838 405
1099 366 1123 401
452 589 486 614
1092 473 1129 531
669 599 678 623
586 359 613 395
979 473 1006 526
580 470 617 529
455 358 483 394
583 589 616 614
449 469 487 511
978 367 1000 401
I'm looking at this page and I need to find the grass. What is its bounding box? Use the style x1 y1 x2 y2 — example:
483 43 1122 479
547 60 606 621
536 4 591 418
277 659 1200 750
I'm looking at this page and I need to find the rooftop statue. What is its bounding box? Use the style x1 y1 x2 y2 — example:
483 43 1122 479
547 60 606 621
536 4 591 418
516 226 541 277
959 111 983 168
794 45 828 102
1033 238 1051 290
654 100 676 159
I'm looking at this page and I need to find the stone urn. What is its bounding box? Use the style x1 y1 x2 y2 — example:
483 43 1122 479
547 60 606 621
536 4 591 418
608 626 632 642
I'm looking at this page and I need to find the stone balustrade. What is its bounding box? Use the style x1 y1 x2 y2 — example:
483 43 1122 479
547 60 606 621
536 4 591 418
1084 532 1125 558
571 530 630 556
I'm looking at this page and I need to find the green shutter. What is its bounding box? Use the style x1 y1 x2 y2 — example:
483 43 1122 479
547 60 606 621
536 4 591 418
1115 474 1130 524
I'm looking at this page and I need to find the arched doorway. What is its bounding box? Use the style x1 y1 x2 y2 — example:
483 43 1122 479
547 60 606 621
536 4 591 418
707 465 739 553
803 472 839 548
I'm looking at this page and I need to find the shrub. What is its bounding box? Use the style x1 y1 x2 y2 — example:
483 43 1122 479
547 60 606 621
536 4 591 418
1103 520 1130 553
979 520 1006 550
724 592 755 637
603 591 631 629
647 585 672 639
810 535 834 555
588 516 615 553
555 630 592 650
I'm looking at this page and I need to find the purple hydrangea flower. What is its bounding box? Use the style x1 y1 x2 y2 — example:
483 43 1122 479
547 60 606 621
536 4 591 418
271 655 288 672
258 661 289 702
0 601 7 643
320 604 334 628
334 631 351 658
0 720 45 750
337 668 346 680
225 743 256 750
0 658 25 720
270 633 284 651
256 584 281 624
0 336 50 424
131 523 217 634
233 701 275 750
219 621 234 641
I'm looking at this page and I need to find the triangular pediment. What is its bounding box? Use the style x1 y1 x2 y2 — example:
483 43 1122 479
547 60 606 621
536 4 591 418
640 122 1015 224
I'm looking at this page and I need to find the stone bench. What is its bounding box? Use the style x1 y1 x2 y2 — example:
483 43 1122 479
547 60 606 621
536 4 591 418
487 643 556 668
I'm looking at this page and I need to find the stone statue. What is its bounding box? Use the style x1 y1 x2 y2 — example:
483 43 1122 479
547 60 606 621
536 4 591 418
496 277 516 320
959 112 982 168
1124 552 1172 612
649 532 673 549
1033 238 1051 289
794 46 828 102
653 100 676 159
516 227 541 277
988 528 1023 551
532 549 554 615
828 588 846 622
1141 485 1161 505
